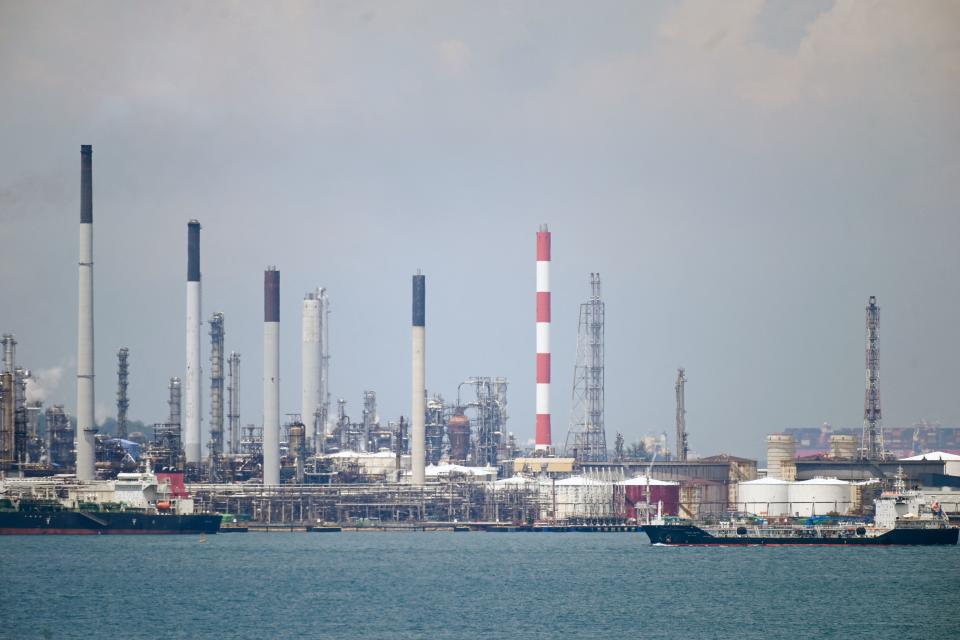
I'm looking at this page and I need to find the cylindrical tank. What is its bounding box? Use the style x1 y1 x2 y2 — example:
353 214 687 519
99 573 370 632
736 478 790 516
829 435 857 460
447 414 470 462
788 477 852 517
766 434 796 480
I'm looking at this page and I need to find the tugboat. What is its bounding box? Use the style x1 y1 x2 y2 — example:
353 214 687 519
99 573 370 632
642 469 958 546
0 470 221 535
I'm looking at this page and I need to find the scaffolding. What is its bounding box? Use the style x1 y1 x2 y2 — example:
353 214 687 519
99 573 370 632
116 347 129 439
565 273 607 462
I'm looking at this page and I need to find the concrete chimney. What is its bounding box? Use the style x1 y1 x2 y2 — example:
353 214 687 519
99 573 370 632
185 220 202 465
535 224 552 451
411 272 426 485
75 145 96 481
263 267 280 485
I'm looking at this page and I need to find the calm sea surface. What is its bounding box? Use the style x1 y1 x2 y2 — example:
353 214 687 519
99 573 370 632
1 532 958 639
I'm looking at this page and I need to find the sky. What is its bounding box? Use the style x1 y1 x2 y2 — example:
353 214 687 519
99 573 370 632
1 0 958 461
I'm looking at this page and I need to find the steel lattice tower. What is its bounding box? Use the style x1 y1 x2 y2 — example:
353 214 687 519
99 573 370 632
564 273 606 462
675 368 687 461
116 348 129 439
861 296 884 460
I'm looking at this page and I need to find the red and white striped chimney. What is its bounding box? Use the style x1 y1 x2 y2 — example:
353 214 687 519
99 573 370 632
535 224 551 451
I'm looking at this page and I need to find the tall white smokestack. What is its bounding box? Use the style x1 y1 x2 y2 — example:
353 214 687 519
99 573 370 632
302 290 321 451
185 220 202 465
75 144 96 481
411 272 425 485
263 267 280 485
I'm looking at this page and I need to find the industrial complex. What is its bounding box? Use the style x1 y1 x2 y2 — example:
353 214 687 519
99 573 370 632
2 145 960 530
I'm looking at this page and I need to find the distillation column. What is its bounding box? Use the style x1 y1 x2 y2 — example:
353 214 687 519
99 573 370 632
302 290 322 451
227 352 240 454
209 312 224 468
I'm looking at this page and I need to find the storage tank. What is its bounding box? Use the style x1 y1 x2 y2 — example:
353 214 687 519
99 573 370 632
736 477 791 516
788 477 852 517
829 435 858 460
447 413 470 462
547 476 615 522
766 434 796 480
616 476 680 519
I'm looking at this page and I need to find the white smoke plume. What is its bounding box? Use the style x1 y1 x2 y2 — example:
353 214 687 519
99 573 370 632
25 366 64 404
95 402 111 425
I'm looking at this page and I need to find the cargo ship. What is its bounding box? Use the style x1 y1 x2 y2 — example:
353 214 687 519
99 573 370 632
642 472 958 546
0 471 221 535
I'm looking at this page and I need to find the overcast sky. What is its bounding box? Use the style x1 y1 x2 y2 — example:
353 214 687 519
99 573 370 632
1 1 958 461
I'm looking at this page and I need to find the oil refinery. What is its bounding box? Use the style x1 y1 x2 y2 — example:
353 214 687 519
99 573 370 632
1 145 960 532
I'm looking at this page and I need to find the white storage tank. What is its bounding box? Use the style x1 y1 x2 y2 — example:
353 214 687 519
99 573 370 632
766 434 796 480
736 477 791 516
788 477 852 517
543 476 615 521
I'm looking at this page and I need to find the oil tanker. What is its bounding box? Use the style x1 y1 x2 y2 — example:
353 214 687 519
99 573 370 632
642 473 958 546
0 498 221 535
0 471 220 535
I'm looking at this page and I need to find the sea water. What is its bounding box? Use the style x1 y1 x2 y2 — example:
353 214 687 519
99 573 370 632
1 533 958 639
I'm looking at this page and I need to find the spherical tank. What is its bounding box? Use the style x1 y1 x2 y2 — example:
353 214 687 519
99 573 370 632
447 414 470 462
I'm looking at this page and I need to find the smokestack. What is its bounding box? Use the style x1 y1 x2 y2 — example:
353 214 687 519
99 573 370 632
535 224 551 451
75 145 96 480
411 272 426 485
302 290 321 452
185 220 202 465
263 267 280 485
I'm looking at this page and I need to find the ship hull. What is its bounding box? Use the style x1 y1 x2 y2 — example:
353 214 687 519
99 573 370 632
0 511 221 535
642 524 958 546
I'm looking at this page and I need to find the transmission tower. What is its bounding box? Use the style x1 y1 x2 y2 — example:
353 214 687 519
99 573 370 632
564 273 606 462
116 347 129 439
675 368 687 461
861 296 884 460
